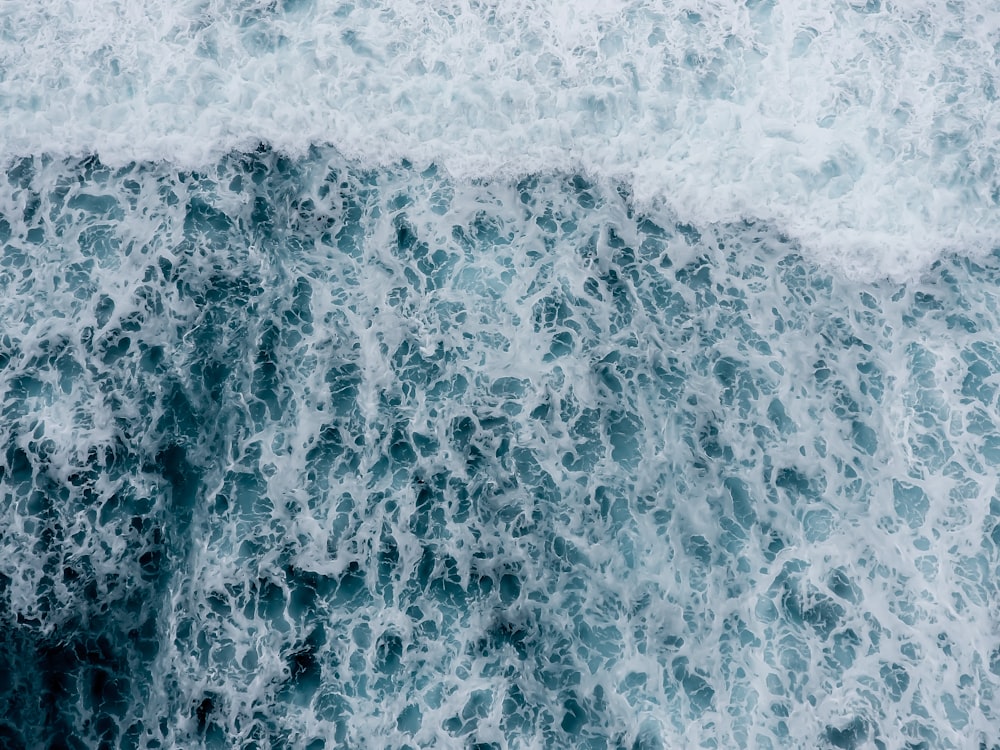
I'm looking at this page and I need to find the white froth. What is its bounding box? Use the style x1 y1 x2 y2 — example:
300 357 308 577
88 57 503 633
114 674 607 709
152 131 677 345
1 0 999 278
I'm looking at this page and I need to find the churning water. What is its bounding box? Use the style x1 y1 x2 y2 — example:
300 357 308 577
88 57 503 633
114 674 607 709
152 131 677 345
1 2 999 748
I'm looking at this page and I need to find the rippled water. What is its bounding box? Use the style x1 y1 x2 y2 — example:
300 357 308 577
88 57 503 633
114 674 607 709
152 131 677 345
1 3 999 749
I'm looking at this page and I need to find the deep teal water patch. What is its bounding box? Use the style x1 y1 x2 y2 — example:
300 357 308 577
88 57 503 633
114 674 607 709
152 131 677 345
0 150 998 748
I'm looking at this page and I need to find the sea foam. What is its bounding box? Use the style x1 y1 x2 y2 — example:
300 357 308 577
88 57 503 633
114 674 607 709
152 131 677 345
2 3 1000 749
0 150 998 748
1 0 999 278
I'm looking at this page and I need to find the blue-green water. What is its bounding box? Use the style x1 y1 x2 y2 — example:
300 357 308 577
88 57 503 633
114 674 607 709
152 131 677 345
1 150 998 748
3 2 1000 748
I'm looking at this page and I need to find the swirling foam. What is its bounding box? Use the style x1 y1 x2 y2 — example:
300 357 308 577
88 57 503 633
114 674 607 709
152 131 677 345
1 0 999 278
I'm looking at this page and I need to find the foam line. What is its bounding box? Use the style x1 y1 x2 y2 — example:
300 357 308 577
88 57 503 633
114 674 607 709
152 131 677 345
2 1 999 277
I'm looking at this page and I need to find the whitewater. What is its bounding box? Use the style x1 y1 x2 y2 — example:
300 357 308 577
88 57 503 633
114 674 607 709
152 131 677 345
0 1 999 748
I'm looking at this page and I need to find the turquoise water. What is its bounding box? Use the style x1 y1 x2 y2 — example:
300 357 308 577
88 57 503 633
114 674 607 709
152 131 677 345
2 3 1000 749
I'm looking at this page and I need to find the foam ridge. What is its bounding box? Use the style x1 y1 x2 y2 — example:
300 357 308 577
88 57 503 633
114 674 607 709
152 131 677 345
1 0 999 278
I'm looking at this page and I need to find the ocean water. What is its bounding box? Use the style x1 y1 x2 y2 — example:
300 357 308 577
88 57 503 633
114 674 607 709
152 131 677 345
1 3 999 749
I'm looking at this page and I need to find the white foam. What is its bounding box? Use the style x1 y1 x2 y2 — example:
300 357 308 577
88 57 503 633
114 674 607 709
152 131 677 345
3 0 1000 277
0 0 1000 277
